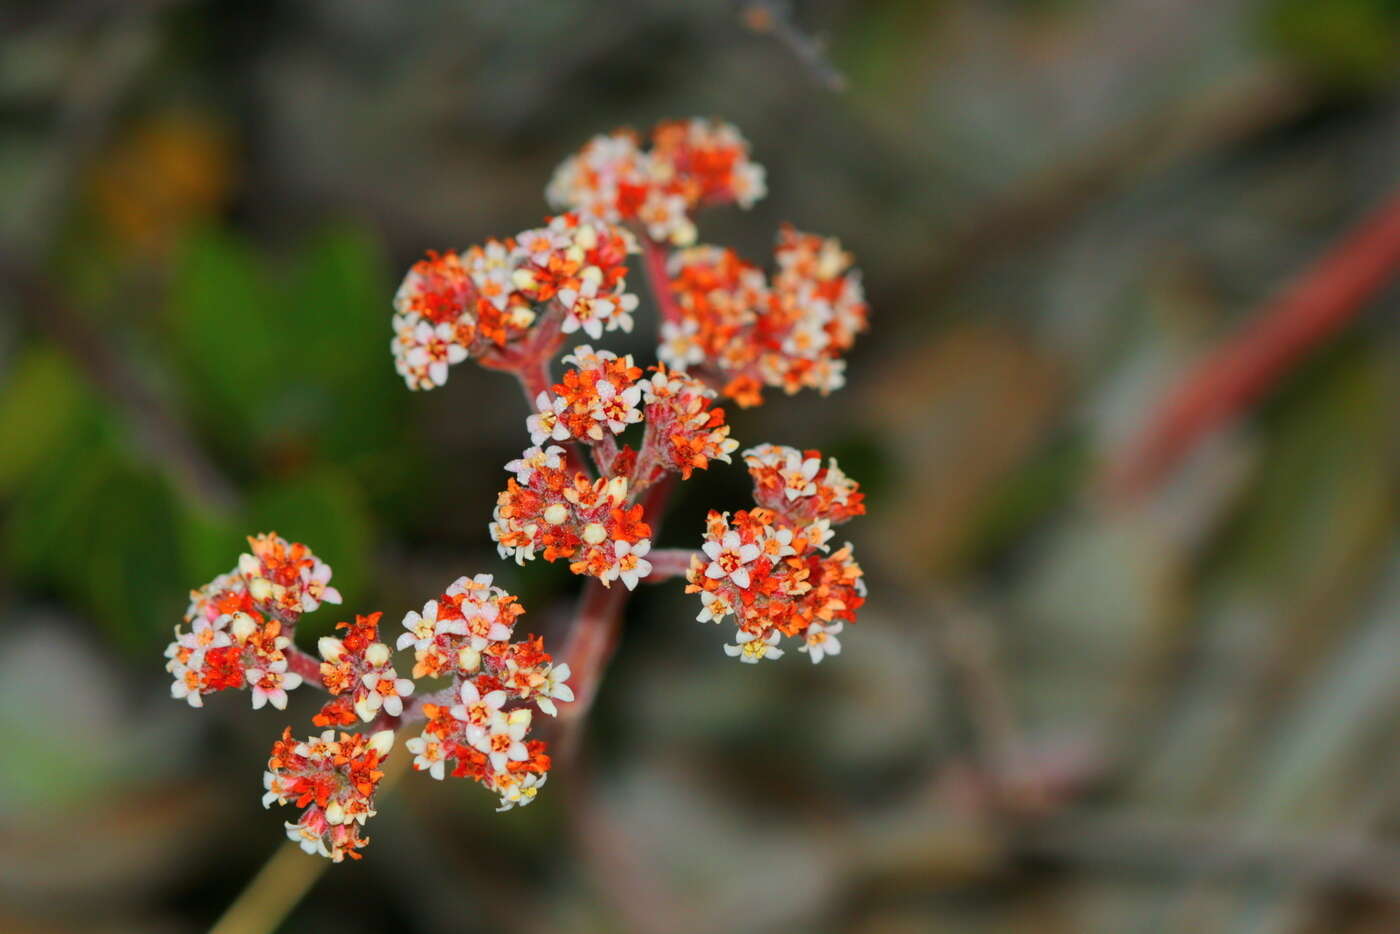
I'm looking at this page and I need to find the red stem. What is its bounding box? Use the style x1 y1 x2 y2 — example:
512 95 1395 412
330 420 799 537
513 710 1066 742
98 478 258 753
644 548 699 582
554 477 677 751
283 644 324 688
640 236 682 324
515 351 554 403
1104 185 1400 500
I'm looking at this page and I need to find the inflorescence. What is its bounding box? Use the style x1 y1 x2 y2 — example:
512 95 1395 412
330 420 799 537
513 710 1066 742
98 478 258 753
166 117 867 862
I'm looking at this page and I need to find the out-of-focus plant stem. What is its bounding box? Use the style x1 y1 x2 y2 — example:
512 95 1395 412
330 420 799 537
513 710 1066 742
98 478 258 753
208 752 410 934
644 548 699 581
1105 183 1400 500
554 476 676 761
639 236 682 323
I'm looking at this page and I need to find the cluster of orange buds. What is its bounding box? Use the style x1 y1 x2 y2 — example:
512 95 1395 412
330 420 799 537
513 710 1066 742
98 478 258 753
394 573 523 679
661 225 869 407
165 533 342 710
522 346 740 479
398 620 563 809
394 574 563 810
312 612 414 727
546 118 767 246
489 454 654 589
494 345 740 587
686 445 866 663
392 214 638 389
633 365 741 482
263 727 395 862
238 531 342 617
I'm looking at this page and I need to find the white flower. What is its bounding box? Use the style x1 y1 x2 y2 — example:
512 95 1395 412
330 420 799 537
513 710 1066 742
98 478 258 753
446 573 495 597
733 160 767 209
561 344 617 370
478 709 532 772
779 451 821 501
702 530 762 590
405 321 468 387
592 379 643 434
526 391 571 446
505 444 565 486
760 525 796 560
639 190 695 246
723 629 784 663
300 559 341 611
178 616 231 652
286 821 330 858
356 667 415 721
610 291 640 334
246 662 302 710
515 226 569 265
397 599 441 651
262 770 290 808
608 539 653 590
294 730 340 760
170 666 204 707
470 265 513 311
496 772 547 812
405 733 448 780
462 601 512 651
696 592 732 624
534 663 574 717
821 459 856 504
658 318 704 370
804 518 835 552
559 278 615 340
798 621 843 664
451 681 508 744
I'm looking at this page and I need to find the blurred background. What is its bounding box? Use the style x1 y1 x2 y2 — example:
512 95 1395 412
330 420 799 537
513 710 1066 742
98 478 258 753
2 1 1399 932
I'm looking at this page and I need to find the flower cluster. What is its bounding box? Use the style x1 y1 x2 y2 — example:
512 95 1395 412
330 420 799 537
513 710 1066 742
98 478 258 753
264 727 395 862
168 530 569 858
392 214 638 389
239 531 342 617
526 345 646 445
494 345 742 587
395 573 522 679
165 533 342 710
395 574 566 810
686 445 867 663
490 454 654 589
663 226 869 406
313 612 414 727
546 118 766 246
174 117 873 867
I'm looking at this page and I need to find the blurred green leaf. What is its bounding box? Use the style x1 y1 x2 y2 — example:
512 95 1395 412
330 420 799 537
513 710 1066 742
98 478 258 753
3 418 185 651
4 424 119 580
167 227 284 451
0 345 95 497
1227 341 1393 598
964 433 1088 567
175 501 243 587
85 466 186 651
279 225 404 462
1265 0 1400 88
248 466 375 631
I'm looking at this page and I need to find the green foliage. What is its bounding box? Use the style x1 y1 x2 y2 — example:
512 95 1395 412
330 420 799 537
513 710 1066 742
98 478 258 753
1 223 400 652
248 467 375 636
3 419 184 649
1225 339 1394 599
1265 0 1400 88
0 345 94 497
167 225 404 470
